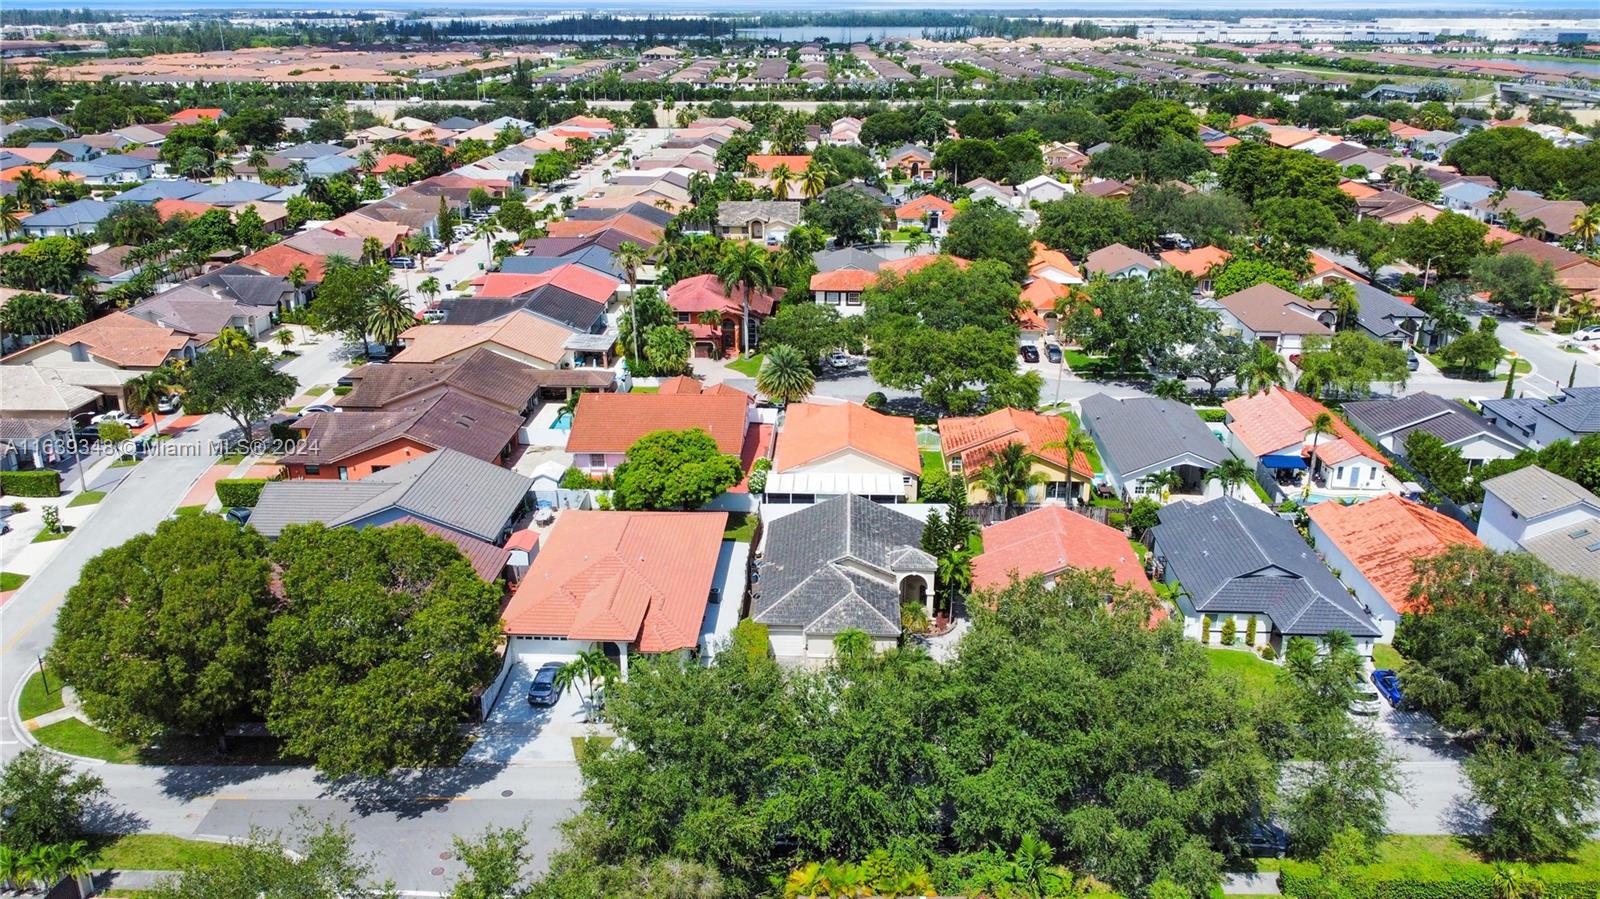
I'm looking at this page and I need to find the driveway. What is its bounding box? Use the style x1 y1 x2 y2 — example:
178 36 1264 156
464 654 595 766
1371 692 1474 835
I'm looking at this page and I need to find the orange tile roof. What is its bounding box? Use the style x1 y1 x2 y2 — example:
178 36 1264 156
475 264 618 303
153 197 215 222
43 310 192 368
393 310 574 366
878 254 970 277
240 243 326 282
1308 252 1367 283
500 510 727 652
170 107 224 124
1021 277 1070 312
556 115 616 131
1223 387 1385 465
895 194 957 219
1159 245 1232 278
3 163 77 182
773 402 921 474
973 505 1152 593
1339 179 1380 200
3 148 66 165
667 273 778 316
1029 241 1082 281
1388 122 1428 139
565 391 750 455
1281 390 1385 465
1307 495 1481 612
810 268 878 292
940 407 1091 476
745 154 811 173
369 152 417 174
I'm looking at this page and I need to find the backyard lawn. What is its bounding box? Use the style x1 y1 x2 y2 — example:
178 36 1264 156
723 512 757 542
1372 642 1407 671
1205 647 1282 705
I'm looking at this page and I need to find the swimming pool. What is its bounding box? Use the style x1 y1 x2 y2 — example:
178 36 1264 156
551 412 573 432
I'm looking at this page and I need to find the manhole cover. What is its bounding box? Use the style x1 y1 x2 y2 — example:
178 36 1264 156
501 789 513 797
431 867 445 877
439 852 453 860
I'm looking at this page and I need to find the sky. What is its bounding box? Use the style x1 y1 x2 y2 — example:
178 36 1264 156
9 1 1600 11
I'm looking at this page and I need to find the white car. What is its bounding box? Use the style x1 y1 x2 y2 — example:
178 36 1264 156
301 403 339 415
828 352 851 370
91 411 144 428
1572 326 1600 342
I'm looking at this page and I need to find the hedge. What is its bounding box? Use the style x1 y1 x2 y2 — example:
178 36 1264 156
1280 862 1600 899
215 479 268 508
1 470 62 497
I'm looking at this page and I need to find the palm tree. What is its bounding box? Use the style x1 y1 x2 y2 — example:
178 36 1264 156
614 240 649 364
246 148 268 172
417 275 441 307
368 283 414 348
213 326 253 357
554 648 619 723
14 170 48 212
212 157 235 181
714 241 773 358
474 219 497 256
974 442 1048 520
1238 341 1288 396
1571 204 1600 250
1152 377 1187 401
58 840 95 899
357 147 378 174
1207 455 1255 499
755 344 815 405
769 163 794 201
1518 216 1545 238
404 232 432 270
1304 411 1337 498
1491 864 1544 899
0 196 20 239
800 160 831 200
124 369 173 426
1142 468 1185 501
997 834 1075 899
904 229 929 256
361 236 385 265
275 328 295 353
1043 424 1096 507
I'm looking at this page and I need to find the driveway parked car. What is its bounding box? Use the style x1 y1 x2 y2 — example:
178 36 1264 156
1045 344 1063 364
1019 345 1040 363
527 662 564 707
91 411 144 428
1371 668 1403 707
302 403 339 415
156 394 181 414
1350 683 1382 716
1572 326 1600 342
828 352 851 370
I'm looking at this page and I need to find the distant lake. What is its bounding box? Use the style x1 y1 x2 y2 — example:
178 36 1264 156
1465 56 1600 76
735 25 931 43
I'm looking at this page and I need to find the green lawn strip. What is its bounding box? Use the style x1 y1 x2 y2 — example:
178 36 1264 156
19 668 64 719
1247 477 1272 505
1204 647 1282 706
0 571 27 591
629 386 660 394
218 452 246 465
1281 836 1600 885
727 354 763 377
31 527 73 543
571 735 616 764
110 457 142 468
1371 642 1407 672
1127 538 1148 564
304 384 329 396
723 512 757 542
91 834 244 871
1064 349 1147 380
32 717 141 763
68 490 107 507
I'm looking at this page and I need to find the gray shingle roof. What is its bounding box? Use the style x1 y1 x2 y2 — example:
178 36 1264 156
1537 388 1600 434
22 198 112 229
813 246 886 273
1080 393 1227 477
1344 392 1503 448
1518 521 1600 580
752 494 934 638
1151 497 1379 637
1481 465 1600 519
117 179 209 203
251 448 529 542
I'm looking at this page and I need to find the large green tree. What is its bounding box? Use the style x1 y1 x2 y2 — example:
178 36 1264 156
49 513 274 746
142 820 396 899
1064 269 1216 375
941 200 1033 282
611 428 743 511
803 186 884 247
1392 211 1489 280
1218 141 1351 219
1034 193 1146 259
266 524 505 778
0 748 104 854
1293 332 1409 398
183 346 297 441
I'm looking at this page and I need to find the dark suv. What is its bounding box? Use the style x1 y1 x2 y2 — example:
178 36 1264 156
527 662 564 707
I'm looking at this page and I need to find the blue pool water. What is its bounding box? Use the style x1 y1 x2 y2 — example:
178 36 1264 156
552 412 573 432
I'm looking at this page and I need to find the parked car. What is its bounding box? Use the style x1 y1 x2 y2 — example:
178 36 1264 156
388 256 415 269
91 411 144 428
1045 344 1063 364
421 308 447 323
156 394 182 414
527 661 564 707
302 403 339 415
1245 820 1289 858
1350 684 1382 716
1406 349 1420 371
1371 668 1403 707
1019 345 1040 363
1573 325 1600 341
828 351 851 370
225 507 252 525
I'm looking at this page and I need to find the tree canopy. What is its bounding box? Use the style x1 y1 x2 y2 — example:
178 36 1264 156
1034 194 1146 259
1065 269 1216 376
182 346 298 441
611 428 743 511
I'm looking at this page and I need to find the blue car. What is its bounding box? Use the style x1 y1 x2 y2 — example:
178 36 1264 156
1371 668 1403 707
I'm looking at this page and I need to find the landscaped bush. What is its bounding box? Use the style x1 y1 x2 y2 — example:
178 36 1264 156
1260 644 1277 661
1196 408 1228 423
331 386 353 396
865 391 887 410
215 479 268 508
1279 863 1600 899
559 466 602 490
1221 618 1237 646
1 470 61 498
1127 498 1161 536
1553 317 1578 335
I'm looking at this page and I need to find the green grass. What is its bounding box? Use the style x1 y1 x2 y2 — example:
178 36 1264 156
31 526 72 543
68 490 106 507
0 571 26 591
571 735 616 763
110 456 142 468
1060 411 1102 473
304 384 329 396
1128 538 1148 564
1372 642 1407 672
91 834 243 871
723 512 757 542
630 385 660 394
1247 477 1272 505
1281 836 1600 883
726 353 763 377
1064 349 1148 380
218 452 246 465
1563 344 1589 354
18 668 64 720
1205 647 1283 705
31 717 141 763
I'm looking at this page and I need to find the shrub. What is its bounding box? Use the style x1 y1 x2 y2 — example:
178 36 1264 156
1246 616 1258 646
1221 617 1237 646
41 504 60 534
1196 408 1227 423
1260 644 1277 661
1127 497 1162 535
10 501 27 513
1278 863 1600 899
865 391 887 409
332 385 353 396
1553 317 1578 335
97 422 132 444
596 492 613 510
1201 614 1212 644
215 478 268 508
1108 511 1127 530
559 466 602 489
1 470 61 497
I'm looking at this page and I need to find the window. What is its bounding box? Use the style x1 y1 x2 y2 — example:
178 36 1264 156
589 454 606 468
845 293 863 306
305 464 321 476
337 467 349 481
371 465 388 473
950 457 962 473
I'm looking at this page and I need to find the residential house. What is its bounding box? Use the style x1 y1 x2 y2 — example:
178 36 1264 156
500 509 730 676
52 155 152 185
940 407 1093 505
1216 282 1332 353
972 505 1152 594
1477 465 1600 580
1082 243 1161 280
168 108 226 125
767 402 921 503
886 144 934 182
1042 141 1090 174
1481 386 1600 449
809 267 876 316
894 194 957 236
828 117 862 146
0 365 103 471
1015 175 1073 207
117 179 208 204
716 200 803 243
752 494 936 661
963 178 1015 207
1344 392 1523 468
1308 495 1482 640
1160 246 1231 295
1080 393 1229 500
1151 497 1381 655
1080 178 1131 200
565 389 751 476
666 273 781 359
20 198 112 237
393 310 578 369
1 311 197 410
1224 387 1396 501
280 390 523 480
1346 280 1438 350
1496 239 1600 314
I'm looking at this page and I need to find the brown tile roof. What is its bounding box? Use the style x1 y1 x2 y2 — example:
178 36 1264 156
565 391 749 455
773 402 921 474
1308 495 1481 613
1217 283 1333 337
940 407 1091 476
501 510 725 652
35 311 192 368
337 349 542 413
393 311 574 366
282 389 522 467
1084 243 1161 276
